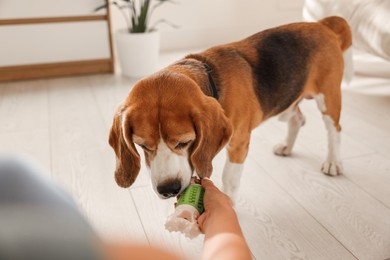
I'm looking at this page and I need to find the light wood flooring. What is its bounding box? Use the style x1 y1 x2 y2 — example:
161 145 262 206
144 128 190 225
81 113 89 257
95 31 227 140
1 52 390 259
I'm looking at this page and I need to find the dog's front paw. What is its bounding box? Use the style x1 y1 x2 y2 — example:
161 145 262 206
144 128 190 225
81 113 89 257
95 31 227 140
273 143 292 156
321 161 343 176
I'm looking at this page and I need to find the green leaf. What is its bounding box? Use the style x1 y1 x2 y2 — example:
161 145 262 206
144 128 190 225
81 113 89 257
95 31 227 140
94 4 108 12
136 0 150 33
148 18 179 32
96 0 177 33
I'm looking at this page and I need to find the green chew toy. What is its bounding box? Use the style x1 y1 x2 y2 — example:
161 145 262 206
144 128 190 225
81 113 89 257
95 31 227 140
176 183 205 214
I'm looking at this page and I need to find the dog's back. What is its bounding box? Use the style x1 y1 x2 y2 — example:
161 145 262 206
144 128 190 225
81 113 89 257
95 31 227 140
200 16 352 120
193 16 351 185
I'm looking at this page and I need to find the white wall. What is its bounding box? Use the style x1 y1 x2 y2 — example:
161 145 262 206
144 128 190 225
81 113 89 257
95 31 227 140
0 0 305 67
110 0 305 51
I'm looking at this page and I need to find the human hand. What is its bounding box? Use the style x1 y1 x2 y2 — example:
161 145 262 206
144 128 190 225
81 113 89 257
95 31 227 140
197 178 235 233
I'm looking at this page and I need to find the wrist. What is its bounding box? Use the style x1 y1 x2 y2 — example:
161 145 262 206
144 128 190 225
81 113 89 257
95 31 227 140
202 208 241 235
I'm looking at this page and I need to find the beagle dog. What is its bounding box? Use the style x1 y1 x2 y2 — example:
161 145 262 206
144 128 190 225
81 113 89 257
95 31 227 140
109 16 352 199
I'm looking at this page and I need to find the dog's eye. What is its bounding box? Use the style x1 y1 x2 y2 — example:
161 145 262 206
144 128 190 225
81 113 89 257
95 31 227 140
139 144 151 152
175 141 191 150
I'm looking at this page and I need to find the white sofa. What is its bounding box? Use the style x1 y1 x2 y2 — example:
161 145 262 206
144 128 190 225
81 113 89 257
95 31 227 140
303 0 390 95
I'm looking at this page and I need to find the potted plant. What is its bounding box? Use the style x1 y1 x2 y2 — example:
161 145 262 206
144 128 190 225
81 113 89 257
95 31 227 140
96 0 176 78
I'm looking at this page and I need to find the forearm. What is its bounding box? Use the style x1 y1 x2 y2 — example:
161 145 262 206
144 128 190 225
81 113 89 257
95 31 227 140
104 242 180 260
202 210 252 260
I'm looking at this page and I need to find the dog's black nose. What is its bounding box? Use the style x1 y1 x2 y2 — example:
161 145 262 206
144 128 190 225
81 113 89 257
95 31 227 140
157 180 182 198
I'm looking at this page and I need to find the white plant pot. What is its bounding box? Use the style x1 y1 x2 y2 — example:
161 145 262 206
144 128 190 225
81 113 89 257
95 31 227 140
115 29 160 78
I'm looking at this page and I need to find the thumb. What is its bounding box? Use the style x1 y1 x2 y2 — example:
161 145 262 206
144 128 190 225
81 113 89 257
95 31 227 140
197 212 207 233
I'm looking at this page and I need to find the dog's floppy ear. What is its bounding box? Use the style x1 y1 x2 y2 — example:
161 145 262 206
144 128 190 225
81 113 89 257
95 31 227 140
108 106 140 188
190 98 233 178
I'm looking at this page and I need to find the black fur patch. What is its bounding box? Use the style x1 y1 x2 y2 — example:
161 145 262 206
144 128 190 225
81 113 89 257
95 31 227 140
252 30 315 117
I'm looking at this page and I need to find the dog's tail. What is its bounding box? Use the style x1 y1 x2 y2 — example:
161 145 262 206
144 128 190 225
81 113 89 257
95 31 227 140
320 16 353 85
319 16 352 51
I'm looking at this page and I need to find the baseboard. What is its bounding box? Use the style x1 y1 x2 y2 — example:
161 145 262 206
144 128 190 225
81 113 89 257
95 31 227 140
0 59 114 82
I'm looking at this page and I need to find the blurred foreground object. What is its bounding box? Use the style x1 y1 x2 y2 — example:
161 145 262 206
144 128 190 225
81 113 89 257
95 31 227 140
0 156 103 260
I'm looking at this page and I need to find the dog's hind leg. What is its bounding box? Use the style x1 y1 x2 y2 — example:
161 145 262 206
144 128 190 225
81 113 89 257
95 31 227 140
274 105 305 156
315 92 343 176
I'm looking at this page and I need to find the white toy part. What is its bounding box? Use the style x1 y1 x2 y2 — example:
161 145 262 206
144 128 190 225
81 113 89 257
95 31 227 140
165 204 202 239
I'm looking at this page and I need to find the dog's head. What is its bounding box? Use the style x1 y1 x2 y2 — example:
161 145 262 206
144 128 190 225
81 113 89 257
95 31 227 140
109 72 232 198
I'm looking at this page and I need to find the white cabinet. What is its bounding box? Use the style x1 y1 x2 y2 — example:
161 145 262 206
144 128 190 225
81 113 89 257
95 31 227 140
0 0 114 81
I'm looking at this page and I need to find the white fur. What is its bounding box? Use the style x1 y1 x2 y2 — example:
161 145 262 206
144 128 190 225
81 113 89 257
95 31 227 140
322 115 343 176
222 160 244 200
342 47 354 86
274 107 305 156
150 139 192 198
314 93 327 113
278 105 296 122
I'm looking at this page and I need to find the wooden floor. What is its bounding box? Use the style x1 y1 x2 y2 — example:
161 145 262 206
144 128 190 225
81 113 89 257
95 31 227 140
1 52 390 259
